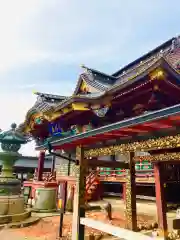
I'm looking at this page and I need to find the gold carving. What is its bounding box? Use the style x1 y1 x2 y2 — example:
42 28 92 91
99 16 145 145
72 103 89 111
85 135 180 157
133 152 180 162
149 69 164 81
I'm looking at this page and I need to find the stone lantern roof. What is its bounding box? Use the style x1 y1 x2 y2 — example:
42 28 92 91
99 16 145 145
0 123 28 152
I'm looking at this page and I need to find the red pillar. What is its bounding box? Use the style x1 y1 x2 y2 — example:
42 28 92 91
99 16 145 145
122 182 126 202
37 151 45 181
51 155 55 173
154 162 168 239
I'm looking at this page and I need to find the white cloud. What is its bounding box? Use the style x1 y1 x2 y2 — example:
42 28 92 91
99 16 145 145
0 1 39 72
0 0 179 74
0 91 36 129
0 90 37 155
0 1 147 72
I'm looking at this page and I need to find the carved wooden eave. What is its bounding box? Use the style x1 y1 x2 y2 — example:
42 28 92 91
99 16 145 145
84 134 180 158
133 152 180 163
19 58 180 134
18 36 180 135
73 65 115 95
73 74 102 95
20 94 112 134
35 102 180 154
51 58 180 114
53 92 109 112
73 74 109 95
23 102 90 133
108 57 179 95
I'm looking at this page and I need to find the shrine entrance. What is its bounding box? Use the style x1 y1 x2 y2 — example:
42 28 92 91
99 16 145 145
35 104 180 239
163 163 180 202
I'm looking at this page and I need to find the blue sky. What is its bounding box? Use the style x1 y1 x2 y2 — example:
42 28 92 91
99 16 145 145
0 0 179 155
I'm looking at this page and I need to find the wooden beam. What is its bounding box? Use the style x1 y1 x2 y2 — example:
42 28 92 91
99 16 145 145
72 146 87 240
72 103 89 111
154 163 168 239
84 132 180 158
80 217 152 240
125 152 137 231
87 158 129 168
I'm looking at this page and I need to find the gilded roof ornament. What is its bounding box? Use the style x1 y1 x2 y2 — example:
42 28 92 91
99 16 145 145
80 64 86 69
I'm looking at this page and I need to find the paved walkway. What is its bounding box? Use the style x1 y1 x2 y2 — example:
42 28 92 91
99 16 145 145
0 199 177 239
0 229 37 240
90 198 177 230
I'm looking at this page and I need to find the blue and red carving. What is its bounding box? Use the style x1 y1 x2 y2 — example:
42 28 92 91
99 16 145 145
48 122 63 137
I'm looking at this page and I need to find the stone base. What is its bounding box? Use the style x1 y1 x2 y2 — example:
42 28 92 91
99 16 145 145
0 178 21 195
0 210 31 224
0 216 40 229
32 208 57 213
0 195 24 215
24 180 58 199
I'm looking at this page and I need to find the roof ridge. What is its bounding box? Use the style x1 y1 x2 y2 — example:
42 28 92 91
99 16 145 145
112 37 175 77
81 73 108 91
81 65 116 80
34 91 68 100
161 56 180 78
108 57 163 92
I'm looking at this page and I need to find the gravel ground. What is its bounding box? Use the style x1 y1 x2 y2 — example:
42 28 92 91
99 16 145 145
0 210 156 240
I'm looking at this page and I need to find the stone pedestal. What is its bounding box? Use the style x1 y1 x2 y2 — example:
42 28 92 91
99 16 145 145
0 195 24 215
0 123 31 224
33 188 57 212
0 158 30 224
24 180 58 212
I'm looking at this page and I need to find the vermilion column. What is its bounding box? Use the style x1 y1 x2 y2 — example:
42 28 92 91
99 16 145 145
122 182 126 202
51 155 55 173
37 151 45 181
154 162 168 239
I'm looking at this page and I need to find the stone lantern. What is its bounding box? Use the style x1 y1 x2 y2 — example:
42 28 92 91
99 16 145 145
0 123 30 223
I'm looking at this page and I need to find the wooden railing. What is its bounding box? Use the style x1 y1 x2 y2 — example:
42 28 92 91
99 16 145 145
96 168 154 182
33 170 56 182
80 218 152 240
85 171 99 201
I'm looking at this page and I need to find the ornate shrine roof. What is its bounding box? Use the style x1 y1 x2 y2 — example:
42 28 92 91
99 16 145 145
24 92 67 120
47 35 180 108
19 35 180 133
73 65 116 94
112 37 179 77
36 103 180 153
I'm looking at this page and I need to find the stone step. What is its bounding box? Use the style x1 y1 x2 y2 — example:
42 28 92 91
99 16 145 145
0 216 40 228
